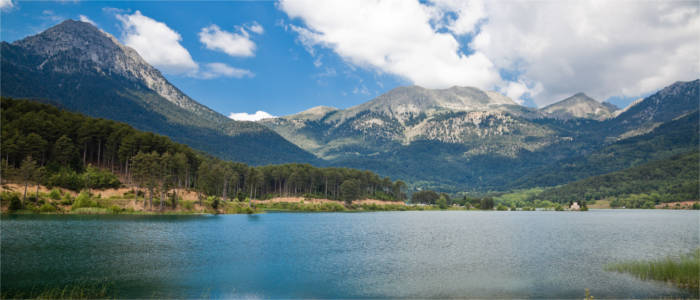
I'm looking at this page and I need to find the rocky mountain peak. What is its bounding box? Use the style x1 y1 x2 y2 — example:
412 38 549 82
542 92 615 120
11 19 215 119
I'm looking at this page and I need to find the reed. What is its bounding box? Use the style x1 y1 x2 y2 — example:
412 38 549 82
605 249 700 291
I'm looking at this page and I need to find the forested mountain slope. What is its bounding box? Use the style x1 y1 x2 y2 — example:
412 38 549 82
536 151 699 206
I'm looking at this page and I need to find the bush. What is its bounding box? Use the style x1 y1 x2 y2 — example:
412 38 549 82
60 193 73 205
83 166 121 189
496 204 508 211
183 201 194 211
46 169 85 191
39 203 57 213
554 204 564 211
693 202 700 210
109 205 121 214
3 192 22 211
72 191 97 209
48 188 62 200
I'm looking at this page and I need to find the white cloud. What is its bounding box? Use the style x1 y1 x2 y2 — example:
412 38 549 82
197 62 254 79
199 24 257 57
248 22 264 34
0 0 14 11
428 0 486 35
116 10 198 74
79 14 96 26
229 111 276 121
281 0 700 107
473 1 700 106
279 0 501 90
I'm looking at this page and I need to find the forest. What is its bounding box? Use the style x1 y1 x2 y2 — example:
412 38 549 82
1 98 406 211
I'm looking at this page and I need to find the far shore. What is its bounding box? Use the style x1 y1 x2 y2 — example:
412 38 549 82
2 183 697 215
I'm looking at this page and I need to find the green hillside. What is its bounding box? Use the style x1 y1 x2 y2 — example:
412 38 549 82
536 151 699 206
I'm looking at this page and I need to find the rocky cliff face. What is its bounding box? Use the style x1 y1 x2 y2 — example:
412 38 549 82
12 19 226 125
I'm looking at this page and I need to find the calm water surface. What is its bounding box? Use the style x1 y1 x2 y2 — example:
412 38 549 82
2 210 698 298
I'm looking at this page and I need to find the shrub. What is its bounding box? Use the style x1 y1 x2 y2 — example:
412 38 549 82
693 202 700 210
60 193 73 205
72 191 97 209
183 201 194 211
109 205 121 214
48 188 62 200
83 166 121 189
46 169 85 191
39 203 57 213
3 192 22 211
496 204 508 211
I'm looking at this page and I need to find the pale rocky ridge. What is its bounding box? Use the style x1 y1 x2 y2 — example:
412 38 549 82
12 20 238 130
541 92 617 120
262 85 557 159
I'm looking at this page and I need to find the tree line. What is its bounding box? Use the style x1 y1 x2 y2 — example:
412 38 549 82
1 98 406 209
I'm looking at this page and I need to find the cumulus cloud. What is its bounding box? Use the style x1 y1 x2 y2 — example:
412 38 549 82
248 22 264 34
229 111 276 121
279 0 501 90
116 10 198 74
197 63 254 79
199 24 258 57
79 14 96 26
428 0 486 35
281 0 700 107
0 0 14 11
474 1 700 106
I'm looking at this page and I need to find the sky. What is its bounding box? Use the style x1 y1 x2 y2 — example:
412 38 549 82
1 0 698 120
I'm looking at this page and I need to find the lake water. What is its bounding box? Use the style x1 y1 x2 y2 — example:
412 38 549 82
2 210 698 298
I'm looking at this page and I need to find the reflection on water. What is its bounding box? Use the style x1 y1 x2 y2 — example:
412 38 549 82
2 210 698 298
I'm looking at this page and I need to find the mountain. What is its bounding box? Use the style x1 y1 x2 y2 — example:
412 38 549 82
512 110 699 188
0 20 317 165
263 80 698 192
606 79 700 138
262 85 553 160
541 93 617 120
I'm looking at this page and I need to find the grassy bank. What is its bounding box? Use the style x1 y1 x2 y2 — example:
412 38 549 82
605 249 700 291
0 187 422 215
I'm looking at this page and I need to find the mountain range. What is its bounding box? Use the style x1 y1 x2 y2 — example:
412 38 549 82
2 20 698 193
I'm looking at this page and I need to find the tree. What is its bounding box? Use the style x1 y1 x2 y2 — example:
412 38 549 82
19 155 38 205
437 196 448 209
340 179 361 205
131 151 160 209
22 133 48 165
411 190 439 204
480 197 494 210
53 135 77 166
392 180 406 201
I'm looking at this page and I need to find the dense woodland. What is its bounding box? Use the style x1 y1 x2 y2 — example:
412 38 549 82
1 98 405 209
536 151 699 207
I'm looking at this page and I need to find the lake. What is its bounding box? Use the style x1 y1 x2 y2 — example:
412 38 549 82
1 210 698 298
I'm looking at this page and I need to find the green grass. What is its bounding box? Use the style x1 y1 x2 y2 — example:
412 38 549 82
605 249 700 291
1 281 114 299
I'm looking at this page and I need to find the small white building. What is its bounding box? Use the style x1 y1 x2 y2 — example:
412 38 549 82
570 202 581 211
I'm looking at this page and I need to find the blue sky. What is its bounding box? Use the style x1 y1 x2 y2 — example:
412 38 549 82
2 1 697 119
